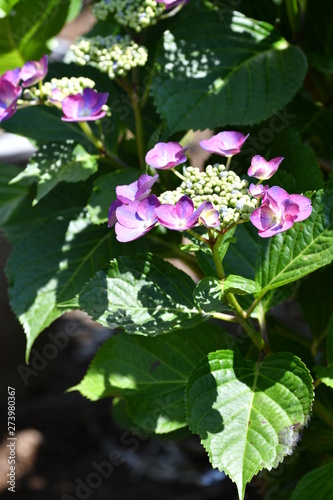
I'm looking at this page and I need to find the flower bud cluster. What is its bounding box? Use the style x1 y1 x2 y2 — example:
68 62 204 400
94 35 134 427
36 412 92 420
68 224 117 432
68 35 148 79
35 76 95 100
159 164 257 228
92 0 164 32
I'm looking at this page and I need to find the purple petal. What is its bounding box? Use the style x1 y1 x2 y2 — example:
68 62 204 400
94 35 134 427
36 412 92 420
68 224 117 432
20 55 48 87
115 222 152 242
290 194 312 221
263 186 289 210
199 131 249 157
108 199 123 227
136 174 159 200
0 68 21 86
61 88 108 122
155 196 199 230
116 201 141 229
145 142 187 169
250 205 277 232
248 183 268 199
174 195 194 219
136 195 161 221
198 202 220 228
248 155 283 180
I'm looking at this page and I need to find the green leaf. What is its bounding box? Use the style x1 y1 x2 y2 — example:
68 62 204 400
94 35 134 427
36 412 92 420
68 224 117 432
302 0 333 73
6 213 142 360
256 189 333 296
314 366 333 389
78 253 209 335
0 0 71 68
257 128 324 193
1 106 89 146
87 170 139 225
328 313 333 366
74 325 226 433
223 275 261 296
11 141 98 205
0 163 29 226
290 461 333 500
193 276 229 313
151 10 307 133
186 350 313 500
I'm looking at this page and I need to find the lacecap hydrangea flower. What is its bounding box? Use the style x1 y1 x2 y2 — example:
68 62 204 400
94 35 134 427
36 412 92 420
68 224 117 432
250 186 312 238
61 88 109 122
200 131 249 157
145 142 187 169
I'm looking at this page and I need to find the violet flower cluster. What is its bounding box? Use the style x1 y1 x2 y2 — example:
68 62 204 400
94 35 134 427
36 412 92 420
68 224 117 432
0 55 109 124
109 132 312 242
0 55 48 123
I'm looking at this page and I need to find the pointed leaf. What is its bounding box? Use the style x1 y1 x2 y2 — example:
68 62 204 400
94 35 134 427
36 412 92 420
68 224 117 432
78 253 209 335
186 350 313 500
11 141 98 204
290 461 333 500
222 275 261 296
151 10 307 133
74 324 226 433
256 190 333 296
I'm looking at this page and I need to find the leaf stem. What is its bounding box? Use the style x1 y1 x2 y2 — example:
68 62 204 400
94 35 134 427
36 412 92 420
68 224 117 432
213 312 238 322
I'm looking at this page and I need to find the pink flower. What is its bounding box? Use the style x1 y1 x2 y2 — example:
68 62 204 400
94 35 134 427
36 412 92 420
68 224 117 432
20 55 48 87
199 131 249 157
248 155 284 180
156 0 188 9
155 196 203 231
0 80 22 122
250 186 312 238
61 88 108 122
145 142 187 169
198 202 220 228
115 195 161 242
0 68 21 87
248 183 269 199
108 174 158 227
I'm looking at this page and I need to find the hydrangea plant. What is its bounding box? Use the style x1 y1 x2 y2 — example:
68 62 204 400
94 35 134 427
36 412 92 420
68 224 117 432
1 1 333 499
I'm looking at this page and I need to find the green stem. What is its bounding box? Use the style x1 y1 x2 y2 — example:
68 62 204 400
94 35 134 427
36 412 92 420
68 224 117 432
225 292 266 351
186 228 210 245
211 235 266 351
172 168 186 181
313 400 333 430
78 121 105 153
286 0 300 39
213 312 238 322
225 156 232 170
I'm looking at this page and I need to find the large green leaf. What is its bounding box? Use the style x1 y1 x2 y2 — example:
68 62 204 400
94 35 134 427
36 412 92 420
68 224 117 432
290 461 333 500
6 214 142 360
151 10 307 133
186 350 313 500
0 0 71 68
11 141 98 205
0 163 29 226
74 324 226 434
256 189 333 296
78 253 209 335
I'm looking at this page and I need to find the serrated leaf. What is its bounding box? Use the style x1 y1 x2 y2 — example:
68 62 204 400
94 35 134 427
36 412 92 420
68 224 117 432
78 253 209 335
6 213 142 360
223 275 261 296
186 350 313 500
151 10 307 133
0 163 29 226
87 169 139 225
11 141 98 204
290 461 333 500
193 276 230 313
74 325 226 433
256 189 333 296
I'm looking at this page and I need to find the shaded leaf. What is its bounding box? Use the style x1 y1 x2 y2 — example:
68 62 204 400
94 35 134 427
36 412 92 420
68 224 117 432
186 349 313 500
78 253 210 336
0 163 29 226
11 141 98 204
290 461 333 500
74 325 226 433
151 10 307 133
